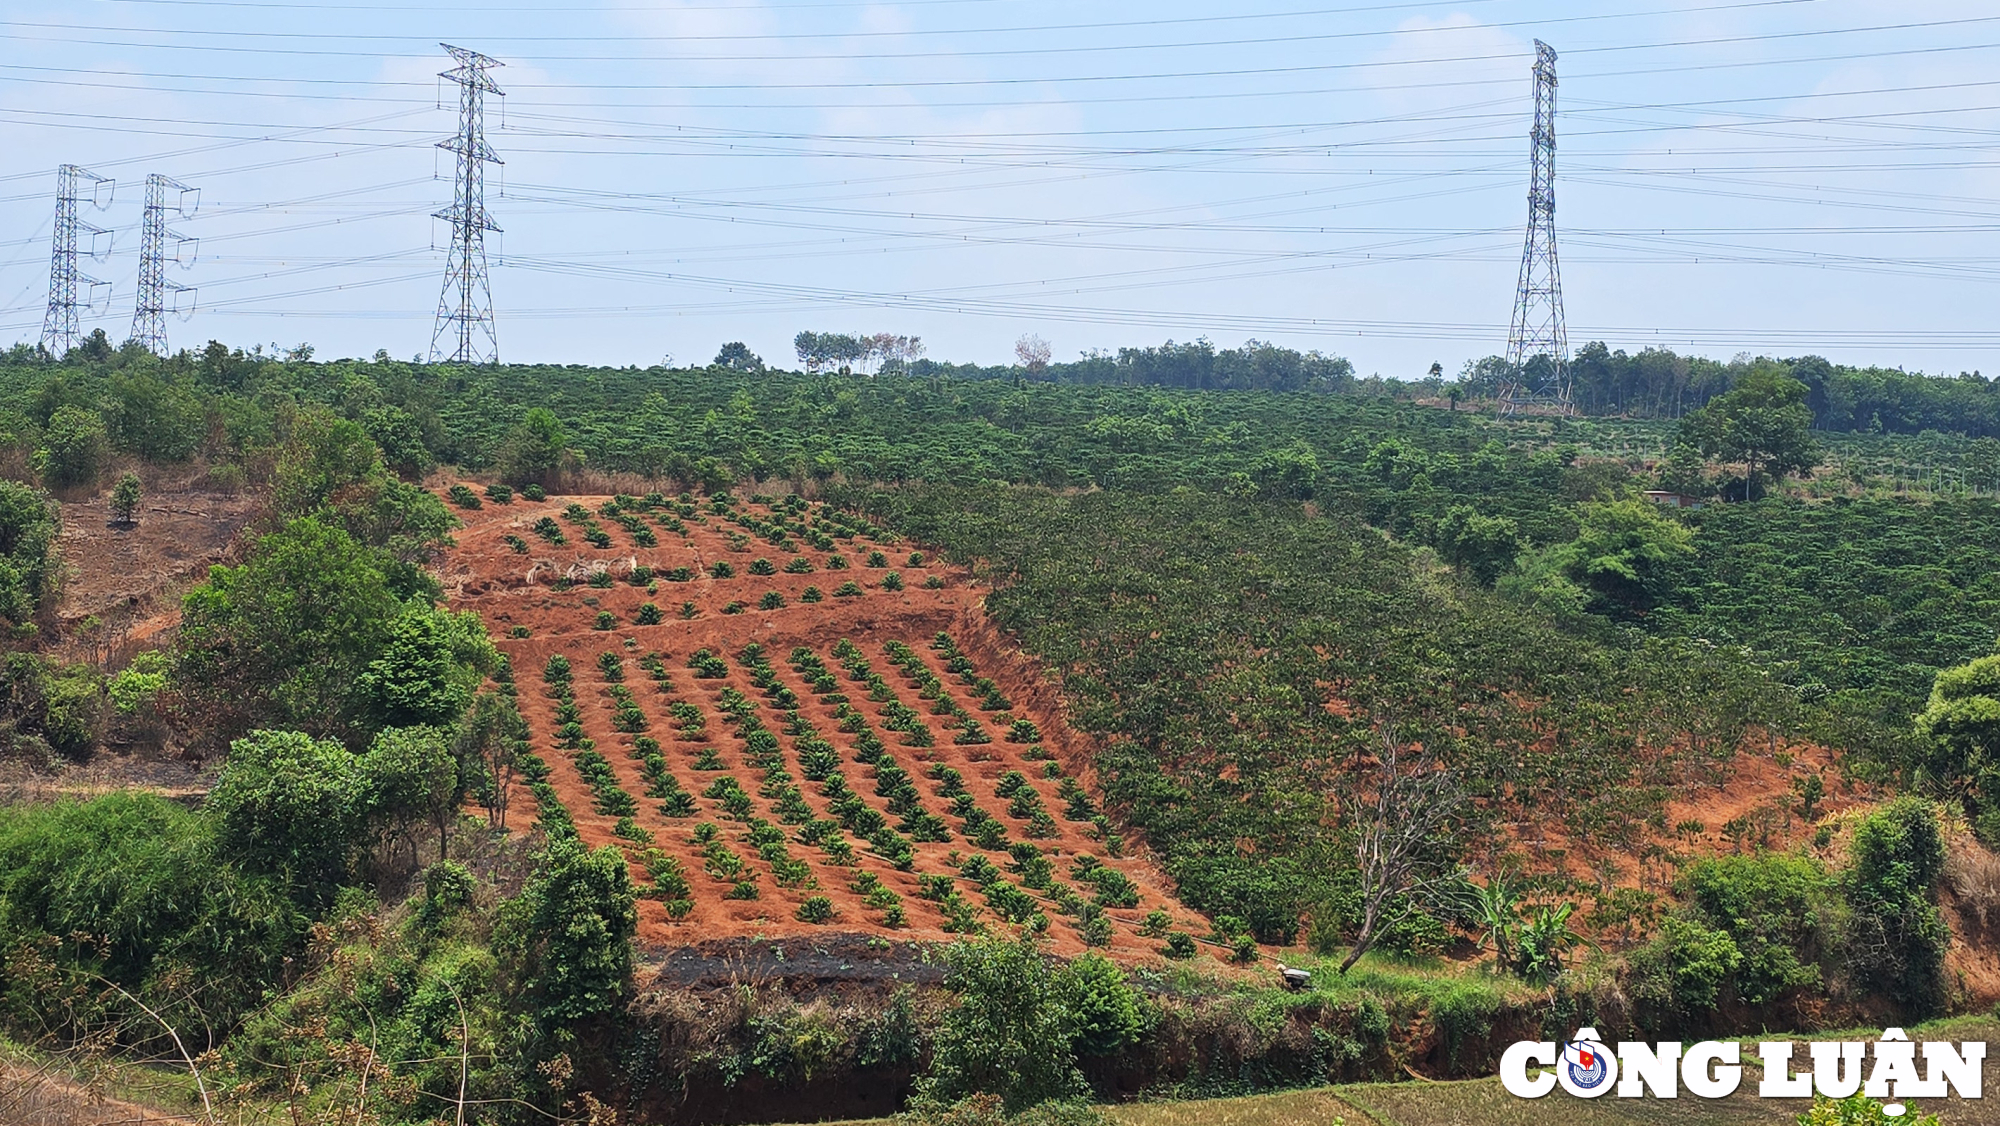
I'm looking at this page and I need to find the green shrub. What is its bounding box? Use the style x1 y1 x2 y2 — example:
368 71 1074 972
40 405 107 488
883 571 904 591
498 834 637 1034
834 581 864 598
447 484 481 509
635 602 664 625
593 610 615 631
0 792 306 1034
1684 852 1832 1004
760 590 785 610
796 895 836 923
1844 796 1949 1015
1796 1094 1941 1125
801 585 824 603
867 551 889 568
1629 915 1742 1016
521 484 546 501
484 483 514 504
1162 932 1196 959
916 937 1090 1112
710 560 735 579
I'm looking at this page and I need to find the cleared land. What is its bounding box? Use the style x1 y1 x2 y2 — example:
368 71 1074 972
441 489 1206 959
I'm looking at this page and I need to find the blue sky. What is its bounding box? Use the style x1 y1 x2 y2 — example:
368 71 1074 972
2 0 1997 375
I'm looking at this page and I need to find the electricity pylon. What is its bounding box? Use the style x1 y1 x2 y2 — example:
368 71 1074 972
40 165 114 358
1499 40 1572 417
430 43 504 364
129 173 200 355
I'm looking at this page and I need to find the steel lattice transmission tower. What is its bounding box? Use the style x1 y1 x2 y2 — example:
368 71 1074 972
40 165 115 359
129 173 200 355
430 43 504 364
1499 40 1573 417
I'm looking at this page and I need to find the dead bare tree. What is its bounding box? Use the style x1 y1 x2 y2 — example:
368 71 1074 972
1337 726 1466 974
1014 334 1052 377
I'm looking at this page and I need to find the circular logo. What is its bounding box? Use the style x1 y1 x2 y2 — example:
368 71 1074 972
1558 1039 1615 1097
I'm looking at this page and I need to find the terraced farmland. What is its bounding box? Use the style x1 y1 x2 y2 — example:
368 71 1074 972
438 488 1207 958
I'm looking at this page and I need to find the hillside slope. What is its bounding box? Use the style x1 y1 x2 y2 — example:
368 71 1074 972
440 489 1205 959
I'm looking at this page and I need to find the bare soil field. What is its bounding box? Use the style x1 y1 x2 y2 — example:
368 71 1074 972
51 471 258 663
441 489 1209 961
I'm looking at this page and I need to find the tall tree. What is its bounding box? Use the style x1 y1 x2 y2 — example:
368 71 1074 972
175 517 401 741
1679 367 1822 498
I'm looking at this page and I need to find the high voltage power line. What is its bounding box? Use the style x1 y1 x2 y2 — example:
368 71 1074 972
7 4 2000 362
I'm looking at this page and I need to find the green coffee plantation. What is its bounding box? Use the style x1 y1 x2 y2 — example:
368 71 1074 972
438 487 1205 957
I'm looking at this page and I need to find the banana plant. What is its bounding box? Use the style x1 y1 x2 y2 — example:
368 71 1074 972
1468 875 1524 969
1514 901 1593 983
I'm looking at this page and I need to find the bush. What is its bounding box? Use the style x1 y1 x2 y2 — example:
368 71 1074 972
749 557 777 575
447 484 482 509
485 483 514 504
1080 912 1113 947
635 602 664 625
499 834 638 1036
1684 853 1832 1004
1059 952 1142 1056
1162 932 1196 959
834 581 864 598
1797 1094 1941 1125
796 895 836 923
867 551 889 568
802 585 824 603
522 484 546 501
40 405 107 488
917 937 1090 1112
109 472 143 526
1844 797 1949 1015
0 792 306 1036
208 730 366 910
709 560 735 579
760 590 786 610
883 571 904 591
593 610 616 631
1628 915 1742 1016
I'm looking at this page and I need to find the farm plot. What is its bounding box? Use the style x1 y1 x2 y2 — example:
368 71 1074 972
438 488 1208 959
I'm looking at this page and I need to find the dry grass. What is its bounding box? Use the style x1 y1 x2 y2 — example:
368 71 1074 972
1948 830 2000 932
1 1052 202 1125
1107 1088 1366 1126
